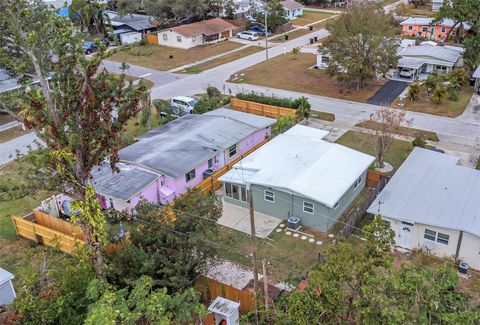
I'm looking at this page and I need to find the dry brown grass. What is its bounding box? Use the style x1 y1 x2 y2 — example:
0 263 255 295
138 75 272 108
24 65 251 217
357 120 439 142
293 11 335 26
230 53 386 103
109 41 243 71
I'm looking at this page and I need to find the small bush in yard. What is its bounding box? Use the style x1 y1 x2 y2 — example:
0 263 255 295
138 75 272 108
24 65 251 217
193 97 216 114
412 136 426 148
236 92 311 110
272 115 298 136
206 86 222 100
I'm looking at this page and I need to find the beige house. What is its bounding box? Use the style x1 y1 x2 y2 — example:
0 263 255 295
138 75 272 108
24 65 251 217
368 148 480 270
157 18 237 49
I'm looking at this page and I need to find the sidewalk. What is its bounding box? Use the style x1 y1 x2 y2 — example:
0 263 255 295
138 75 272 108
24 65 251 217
0 120 20 132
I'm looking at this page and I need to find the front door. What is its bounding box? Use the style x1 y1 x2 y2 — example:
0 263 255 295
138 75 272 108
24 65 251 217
397 222 413 248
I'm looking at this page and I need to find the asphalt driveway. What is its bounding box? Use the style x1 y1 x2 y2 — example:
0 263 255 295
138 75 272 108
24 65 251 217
367 80 409 106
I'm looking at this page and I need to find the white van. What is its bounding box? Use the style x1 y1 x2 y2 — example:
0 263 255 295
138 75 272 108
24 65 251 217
171 96 198 114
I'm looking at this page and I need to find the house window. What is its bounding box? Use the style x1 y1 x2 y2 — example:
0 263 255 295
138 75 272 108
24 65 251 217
163 33 168 41
436 65 447 71
353 176 362 189
109 198 114 209
185 169 196 182
208 158 213 169
424 229 449 245
225 183 247 202
408 25 413 30
228 144 238 159
177 36 182 42
160 179 165 186
264 190 275 203
422 26 428 32
441 27 446 33
303 201 314 214
192 35 199 42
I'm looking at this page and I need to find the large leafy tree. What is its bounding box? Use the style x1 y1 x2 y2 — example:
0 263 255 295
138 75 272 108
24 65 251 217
464 33 480 72
0 0 147 276
321 3 399 90
105 189 222 292
277 216 480 324
435 0 480 42
252 0 288 31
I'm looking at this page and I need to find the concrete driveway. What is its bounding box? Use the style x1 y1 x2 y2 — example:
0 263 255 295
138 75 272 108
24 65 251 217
367 80 409 106
218 201 282 238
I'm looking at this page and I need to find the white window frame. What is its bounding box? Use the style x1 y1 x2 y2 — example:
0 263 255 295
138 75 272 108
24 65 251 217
185 169 196 183
424 228 449 245
208 158 213 169
264 190 275 203
353 175 362 190
228 144 238 159
163 33 168 41
225 183 247 202
303 201 314 214
177 36 182 42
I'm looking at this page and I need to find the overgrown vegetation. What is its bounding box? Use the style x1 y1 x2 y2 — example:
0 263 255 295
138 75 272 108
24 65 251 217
236 92 311 110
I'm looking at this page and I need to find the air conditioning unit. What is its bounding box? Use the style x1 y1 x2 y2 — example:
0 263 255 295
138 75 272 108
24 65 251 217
203 169 215 179
287 216 301 231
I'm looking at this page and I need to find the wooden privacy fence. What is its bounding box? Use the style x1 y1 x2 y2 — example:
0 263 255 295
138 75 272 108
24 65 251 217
366 169 383 188
230 98 296 118
194 137 269 196
11 211 85 254
146 33 158 45
195 276 254 313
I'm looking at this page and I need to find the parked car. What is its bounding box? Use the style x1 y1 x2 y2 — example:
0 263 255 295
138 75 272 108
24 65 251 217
82 39 109 55
236 31 259 41
399 68 415 79
431 147 445 154
171 96 198 114
247 26 271 37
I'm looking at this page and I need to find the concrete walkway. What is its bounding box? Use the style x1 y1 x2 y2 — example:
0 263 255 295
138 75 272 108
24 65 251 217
0 132 42 165
0 120 20 132
457 94 480 124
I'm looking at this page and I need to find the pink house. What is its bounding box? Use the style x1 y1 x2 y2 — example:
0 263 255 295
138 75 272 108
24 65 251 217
92 108 275 213
400 17 470 41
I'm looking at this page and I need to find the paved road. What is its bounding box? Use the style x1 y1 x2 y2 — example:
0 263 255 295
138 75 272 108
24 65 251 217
0 133 42 165
100 60 188 87
367 80 409 106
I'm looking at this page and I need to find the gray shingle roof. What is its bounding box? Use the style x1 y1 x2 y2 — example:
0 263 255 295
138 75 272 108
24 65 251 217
105 11 158 31
368 148 480 237
91 162 159 201
119 111 274 178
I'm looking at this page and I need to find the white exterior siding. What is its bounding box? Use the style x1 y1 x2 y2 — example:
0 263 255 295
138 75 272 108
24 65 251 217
286 8 303 20
384 217 480 270
157 30 203 49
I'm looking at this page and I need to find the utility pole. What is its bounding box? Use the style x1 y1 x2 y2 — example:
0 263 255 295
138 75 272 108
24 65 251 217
264 10 269 62
248 188 260 325
262 259 269 313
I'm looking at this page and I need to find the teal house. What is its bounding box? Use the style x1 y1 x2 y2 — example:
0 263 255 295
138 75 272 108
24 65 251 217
219 125 374 232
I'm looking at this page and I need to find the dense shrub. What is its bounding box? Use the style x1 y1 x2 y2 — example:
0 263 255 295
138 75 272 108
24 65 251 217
236 92 310 110
412 136 426 148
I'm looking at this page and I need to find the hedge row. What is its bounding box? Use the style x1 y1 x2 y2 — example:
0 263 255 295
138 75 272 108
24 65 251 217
236 92 306 110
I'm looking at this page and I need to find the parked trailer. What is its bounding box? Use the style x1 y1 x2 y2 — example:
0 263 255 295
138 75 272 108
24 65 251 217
119 31 142 45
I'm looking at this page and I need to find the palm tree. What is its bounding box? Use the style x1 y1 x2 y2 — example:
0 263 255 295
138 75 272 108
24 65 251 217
79 0 109 35
407 83 420 101
431 84 447 104
291 47 301 60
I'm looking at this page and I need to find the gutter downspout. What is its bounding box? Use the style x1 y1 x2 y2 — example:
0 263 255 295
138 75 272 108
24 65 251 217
455 230 463 261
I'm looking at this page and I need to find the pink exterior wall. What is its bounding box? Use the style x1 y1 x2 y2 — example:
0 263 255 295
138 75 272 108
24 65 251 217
402 24 453 41
106 126 273 211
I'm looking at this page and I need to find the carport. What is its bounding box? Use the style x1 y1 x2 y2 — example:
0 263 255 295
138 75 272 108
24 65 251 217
396 57 424 81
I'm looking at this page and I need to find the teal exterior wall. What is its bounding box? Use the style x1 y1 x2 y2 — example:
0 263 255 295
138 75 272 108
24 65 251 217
224 170 368 232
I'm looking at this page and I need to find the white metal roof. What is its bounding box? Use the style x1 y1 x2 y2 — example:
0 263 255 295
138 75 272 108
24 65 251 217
220 125 374 208
208 296 240 317
400 17 470 30
399 44 461 64
0 268 14 285
368 148 480 238
473 65 480 79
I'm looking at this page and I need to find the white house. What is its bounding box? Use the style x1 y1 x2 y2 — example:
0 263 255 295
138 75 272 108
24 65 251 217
432 0 446 12
368 148 480 270
397 44 463 80
0 268 16 306
157 18 237 49
282 0 304 20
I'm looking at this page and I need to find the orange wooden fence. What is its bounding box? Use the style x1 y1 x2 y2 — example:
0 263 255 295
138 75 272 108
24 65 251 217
194 137 269 196
195 276 254 313
33 210 84 240
146 33 158 45
11 212 85 254
230 98 296 118
366 169 383 188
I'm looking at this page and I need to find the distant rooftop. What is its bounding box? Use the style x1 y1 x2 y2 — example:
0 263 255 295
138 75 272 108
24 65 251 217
282 0 305 10
0 267 14 285
367 148 480 237
119 110 275 178
170 18 236 37
104 10 158 31
220 125 374 208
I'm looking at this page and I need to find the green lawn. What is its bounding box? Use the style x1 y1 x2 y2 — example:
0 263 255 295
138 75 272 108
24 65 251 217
109 41 243 71
271 20 332 43
293 11 335 26
335 130 413 170
213 224 332 281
